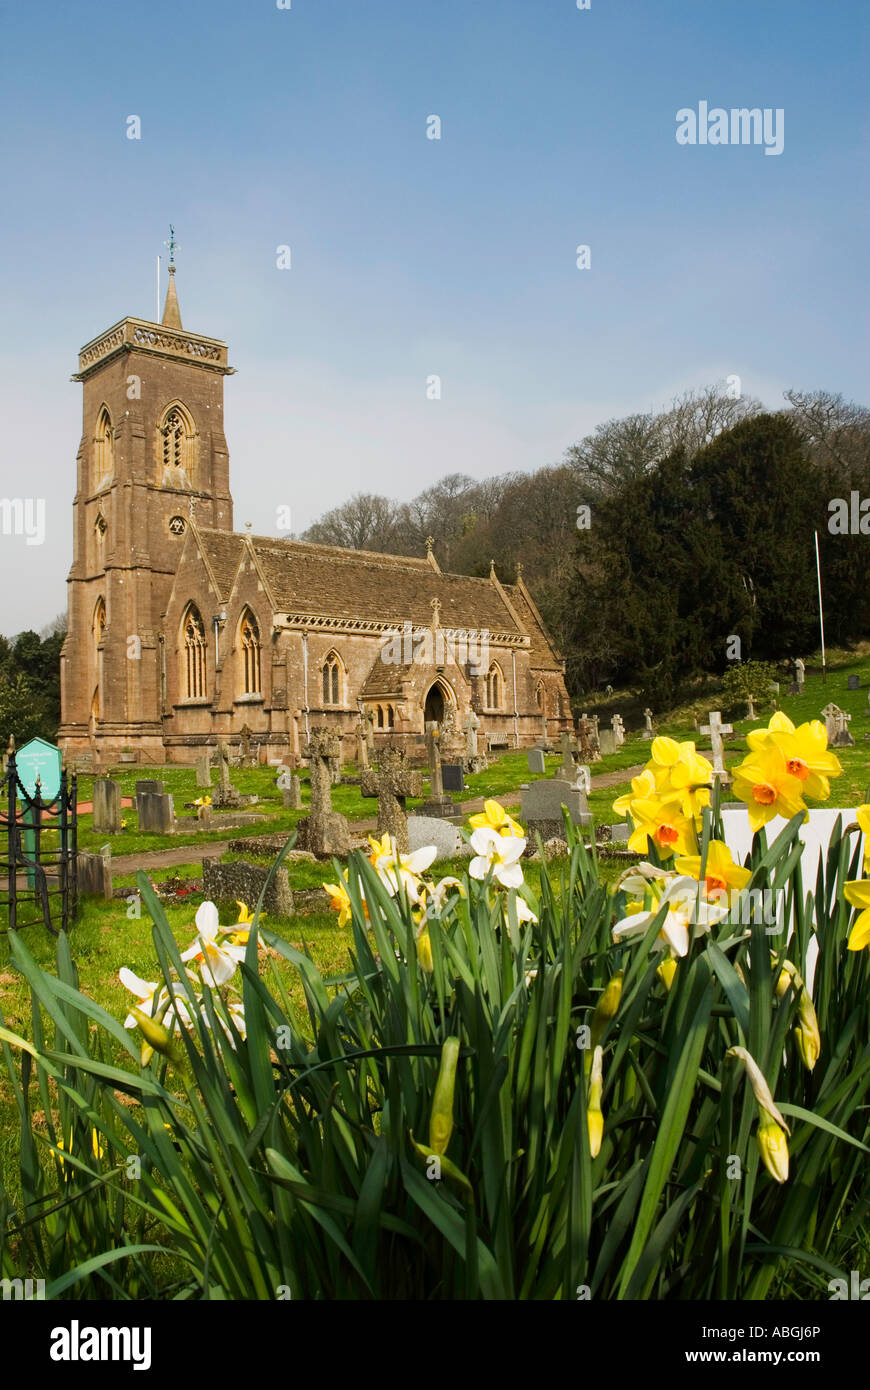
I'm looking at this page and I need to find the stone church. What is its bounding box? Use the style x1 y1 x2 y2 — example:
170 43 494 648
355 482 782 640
58 261 572 765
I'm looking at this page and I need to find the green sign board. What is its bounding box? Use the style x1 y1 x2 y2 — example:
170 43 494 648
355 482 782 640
16 737 63 803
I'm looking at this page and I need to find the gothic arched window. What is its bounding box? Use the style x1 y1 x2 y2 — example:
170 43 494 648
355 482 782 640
93 596 106 647
158 403 197 488
486 662 504 710
240 609 261 696
93 407 114 490
534 680 544 711
182 603 207 700
322 651 342 705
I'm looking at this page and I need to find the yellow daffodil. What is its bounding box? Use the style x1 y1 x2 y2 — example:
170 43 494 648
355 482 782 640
612 768 657 820
323 874 357 927
368 834 436 902
194 795 212 807
657 958 677 990
587 1046 604 1158
843 879 870 951
648 738 714 819
731 741 807 833
674 840 751 901
415 924 434 973
220 899 266 946
469 798 525 838
56 1129 104 1170
626 795 696 859
747 713 842 799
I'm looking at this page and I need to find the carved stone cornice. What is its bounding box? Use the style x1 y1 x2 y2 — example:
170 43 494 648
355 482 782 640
73 317 235 380
275 612 530 647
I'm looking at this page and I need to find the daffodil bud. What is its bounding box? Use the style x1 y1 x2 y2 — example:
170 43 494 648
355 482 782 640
429 1036 460 1156
131 1007 185 1066
756 1111 789 1183
657 958 677 991
587 971 623 1069
794 990 821 1071
416 926 434 973
587 1045 604 1158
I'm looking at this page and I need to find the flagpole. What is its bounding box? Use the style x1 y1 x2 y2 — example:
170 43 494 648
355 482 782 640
156 255 160 322
814 530 826 686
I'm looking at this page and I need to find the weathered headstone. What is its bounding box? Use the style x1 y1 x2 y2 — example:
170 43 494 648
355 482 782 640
573 765 592 794
558 730 578 781
196 754 212 788
135 779 163 797
642 708 654 740
238 724 254 766
463 709 486 773
521 777 590 839
407 815 461 860
598 730 616 756
296 729 351 856
214 740 243 808
823 703 854 747
93 778 122 834
77 848 112 899
138 791 175 834
356 720 370 770
527 747 546 775
701 710 732 786
418 722 455 817
577 715 600 764
611 714 625 748
794 658 805 689
848 674 861 691
202 858 294 917
746 695 757 721
361 745 423 853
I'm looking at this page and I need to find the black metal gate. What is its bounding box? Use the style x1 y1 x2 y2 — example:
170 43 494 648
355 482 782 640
1 750 78 935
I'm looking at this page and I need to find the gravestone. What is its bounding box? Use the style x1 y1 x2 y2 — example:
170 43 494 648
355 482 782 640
238 724 254 767
794 658 805 689
577 715 601 764
277 766 303 810
701 710 732 786
214 740 243 808
360 745 423 853
202 858 294 917
527 747 546 775
138 791 175 834
823 703 854 748
538 713 549 748
558 731 578 781
463 710 486 773
407 815 461 861
598 730 616 756
418 722 455 817
77 848 112 899
642 708 654 740
296 729 351 856
573 765 592 795
611 714 625 748
196 755 212 788
848 674 861 691
356 721 370 770
442 764 464 793
135 779 163 797
521 777 591 840
746 695 757 720
608 823 630 843
92 779 122 834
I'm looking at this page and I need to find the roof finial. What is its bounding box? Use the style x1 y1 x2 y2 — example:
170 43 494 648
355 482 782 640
431 596 441 629
245 521 253 534
490 558 497 579
161 225 183 329
425 535 435 556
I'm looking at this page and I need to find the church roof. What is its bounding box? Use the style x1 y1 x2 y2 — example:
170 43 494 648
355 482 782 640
190 529 562 667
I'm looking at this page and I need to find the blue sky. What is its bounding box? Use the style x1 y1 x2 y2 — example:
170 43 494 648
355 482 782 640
0 0 867 631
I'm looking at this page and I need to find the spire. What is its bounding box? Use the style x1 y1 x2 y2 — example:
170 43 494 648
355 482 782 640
161 225 182 328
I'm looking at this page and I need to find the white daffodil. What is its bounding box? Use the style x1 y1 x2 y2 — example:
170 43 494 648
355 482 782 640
421 875 465 913
469 826 527 888
504 894 538 929
118 969 197 1032
368 833 437 903
612 875 728 958
182 900 246 989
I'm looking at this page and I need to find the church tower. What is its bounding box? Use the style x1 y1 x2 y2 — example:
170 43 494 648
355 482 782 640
58 242 235 760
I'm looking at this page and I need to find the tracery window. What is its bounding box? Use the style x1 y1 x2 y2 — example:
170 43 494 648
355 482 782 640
485 662 504 710
182 603 207 700
240 609 262 695
93 407 114 489
322 651 342 705
158 403 197 487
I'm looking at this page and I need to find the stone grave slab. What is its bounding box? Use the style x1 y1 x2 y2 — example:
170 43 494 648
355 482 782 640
93 779 122 834
202 858 293 917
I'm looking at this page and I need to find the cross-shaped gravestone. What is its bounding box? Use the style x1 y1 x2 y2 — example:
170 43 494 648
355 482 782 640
611 714 625 747
360 746 423 853
746 695 757 720
558 729 578 780
214 740 243 808
701 710 732 783
418 721 455 815
356 719 370 769
297 729 350 854
642 707 654 740
239 724 253 765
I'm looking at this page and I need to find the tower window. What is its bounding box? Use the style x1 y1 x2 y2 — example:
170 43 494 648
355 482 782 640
182 603 207 700
158 404 197 488
169 515 186 535
93 596 106 647
240 610 262 695
93 407 114 490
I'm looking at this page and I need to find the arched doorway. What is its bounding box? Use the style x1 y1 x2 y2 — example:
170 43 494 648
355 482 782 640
424 683 446 725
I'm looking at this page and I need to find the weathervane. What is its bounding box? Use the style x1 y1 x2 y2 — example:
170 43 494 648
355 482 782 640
164 224 180 268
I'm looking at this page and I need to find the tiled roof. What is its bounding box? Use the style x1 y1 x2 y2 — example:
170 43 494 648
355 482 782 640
197 531 245 601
